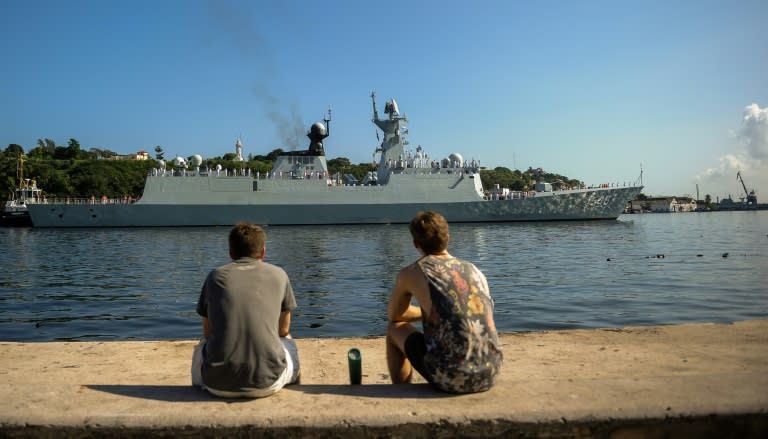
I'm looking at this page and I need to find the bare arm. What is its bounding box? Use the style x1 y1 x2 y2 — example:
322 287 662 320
278 310 292 338
201 317 209 339
387 268 423 323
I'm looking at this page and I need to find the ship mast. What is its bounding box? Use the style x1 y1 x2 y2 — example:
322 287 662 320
370 91 410 184
17 155 27 189
324 105 332 135
371 91 379 122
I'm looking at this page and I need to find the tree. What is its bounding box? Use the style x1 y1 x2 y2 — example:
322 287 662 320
53 146 70 160
266 148 284 161
65 138 83 160
154 145 164 160
327 157 352 176
69 159 154 198
42 138 56 157
29 138 56 159
704 194 712 208
478 166 583 192
349 162 376 182
480 166 528 191
0 142 597 204
27 162 74 197
4 144 24 156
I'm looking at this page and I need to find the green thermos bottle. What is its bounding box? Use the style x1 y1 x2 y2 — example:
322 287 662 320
348 348 362 385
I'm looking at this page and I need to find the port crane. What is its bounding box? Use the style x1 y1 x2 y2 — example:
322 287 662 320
736 171 757 207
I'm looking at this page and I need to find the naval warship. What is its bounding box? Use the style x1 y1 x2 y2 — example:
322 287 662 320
27 93 643 227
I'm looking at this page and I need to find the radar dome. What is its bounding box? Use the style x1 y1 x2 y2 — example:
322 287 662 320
448 153 464 167
156 159 166 169
190 155 203 167
310 122 327 137
174 156 187 168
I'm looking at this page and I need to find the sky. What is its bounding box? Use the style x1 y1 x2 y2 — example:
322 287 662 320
1 0 766 200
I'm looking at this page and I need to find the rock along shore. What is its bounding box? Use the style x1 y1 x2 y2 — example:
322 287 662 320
1 320 767 438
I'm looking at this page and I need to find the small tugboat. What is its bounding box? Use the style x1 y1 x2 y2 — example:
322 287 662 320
1 156 43 227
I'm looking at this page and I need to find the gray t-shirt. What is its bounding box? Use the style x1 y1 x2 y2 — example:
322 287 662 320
196 257 297 391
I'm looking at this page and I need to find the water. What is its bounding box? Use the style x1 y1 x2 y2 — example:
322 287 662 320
1 212 766 341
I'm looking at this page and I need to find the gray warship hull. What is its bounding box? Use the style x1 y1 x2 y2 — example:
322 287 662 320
26 93 643 228
27 184 641 227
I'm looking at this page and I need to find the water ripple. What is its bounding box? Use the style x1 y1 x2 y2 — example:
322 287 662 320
1 211 766 341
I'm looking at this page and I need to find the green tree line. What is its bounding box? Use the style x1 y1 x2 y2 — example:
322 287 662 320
479 166 582 192
2 140 583 202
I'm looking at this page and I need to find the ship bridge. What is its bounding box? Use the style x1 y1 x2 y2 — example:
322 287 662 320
271 111 331 179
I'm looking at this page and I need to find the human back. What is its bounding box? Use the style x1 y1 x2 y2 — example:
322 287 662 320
418 253 502 393
193 222 299 397
200 257 294 390
386 211 502 394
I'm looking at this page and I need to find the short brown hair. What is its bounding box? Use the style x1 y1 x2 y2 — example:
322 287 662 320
409 211 449 255
229 222 266 259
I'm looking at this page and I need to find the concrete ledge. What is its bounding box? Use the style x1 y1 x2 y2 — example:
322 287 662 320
2 321 767 438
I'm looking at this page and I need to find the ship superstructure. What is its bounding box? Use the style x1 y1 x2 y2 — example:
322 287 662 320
27 93 642 227
1 156 44 227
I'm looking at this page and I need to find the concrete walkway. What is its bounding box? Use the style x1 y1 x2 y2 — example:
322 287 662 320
1 320 767 438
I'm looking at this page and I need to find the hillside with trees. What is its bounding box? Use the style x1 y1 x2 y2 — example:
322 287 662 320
2 140 584 202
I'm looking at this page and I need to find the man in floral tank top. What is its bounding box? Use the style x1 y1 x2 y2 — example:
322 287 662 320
386 211 503 393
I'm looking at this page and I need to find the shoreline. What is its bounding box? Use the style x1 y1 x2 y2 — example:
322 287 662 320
1 320 767 437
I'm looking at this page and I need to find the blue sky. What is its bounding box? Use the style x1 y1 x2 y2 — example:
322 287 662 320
2 0 766 199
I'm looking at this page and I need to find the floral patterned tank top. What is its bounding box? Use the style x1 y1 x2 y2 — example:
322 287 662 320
418 255 503 393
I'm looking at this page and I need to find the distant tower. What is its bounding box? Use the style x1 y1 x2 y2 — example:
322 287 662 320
235 138 244 161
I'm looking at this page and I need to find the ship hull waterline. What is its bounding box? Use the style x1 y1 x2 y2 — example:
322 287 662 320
27 186 642 227
0 211 33 227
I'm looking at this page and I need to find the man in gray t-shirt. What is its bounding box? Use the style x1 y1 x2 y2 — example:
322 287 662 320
191 222 300 398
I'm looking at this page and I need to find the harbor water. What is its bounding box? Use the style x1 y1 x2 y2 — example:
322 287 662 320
1 211 766 341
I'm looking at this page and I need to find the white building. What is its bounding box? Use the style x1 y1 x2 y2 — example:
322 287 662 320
641 197 697 212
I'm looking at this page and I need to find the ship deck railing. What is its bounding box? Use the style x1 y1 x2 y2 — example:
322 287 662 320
487 182 640 201
151 166 482 180
35 197 139 205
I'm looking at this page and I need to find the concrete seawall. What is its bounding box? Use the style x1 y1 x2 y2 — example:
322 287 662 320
1 320 767 438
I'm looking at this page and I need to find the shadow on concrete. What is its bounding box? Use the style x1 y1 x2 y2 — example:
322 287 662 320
86 383 455 401
86 385 244 403
294 384 457 399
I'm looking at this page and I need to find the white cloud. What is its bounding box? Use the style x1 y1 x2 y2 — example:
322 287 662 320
694 103 768 199
698 153 749 180
739 103 768 160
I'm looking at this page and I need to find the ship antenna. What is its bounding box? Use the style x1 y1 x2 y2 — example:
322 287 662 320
324 105 332 135
371 91 379 121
